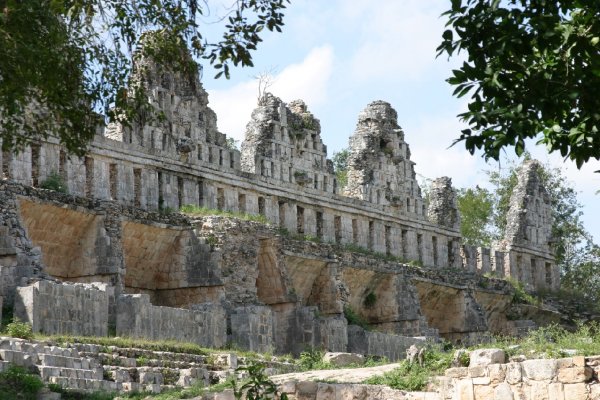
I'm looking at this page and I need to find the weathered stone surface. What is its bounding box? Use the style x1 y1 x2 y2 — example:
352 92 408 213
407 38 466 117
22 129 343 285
564 383 589 399
557 366 593 383
498 160 558 291
116 294 226 348
427 177 460 231
469 348 506 367
322 352 364 367
14 280 109 336
522 359 558 381
494 382 514 400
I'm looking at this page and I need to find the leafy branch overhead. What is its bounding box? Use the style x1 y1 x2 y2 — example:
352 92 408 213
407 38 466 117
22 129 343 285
0 0 289 155
438 0 600 168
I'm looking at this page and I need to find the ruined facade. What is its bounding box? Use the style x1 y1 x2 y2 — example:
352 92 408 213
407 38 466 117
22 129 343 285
0 38 559 355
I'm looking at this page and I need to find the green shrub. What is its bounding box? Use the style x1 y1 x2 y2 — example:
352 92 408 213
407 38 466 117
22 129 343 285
39 171 67 193
5 317 34 340
0 365 44 400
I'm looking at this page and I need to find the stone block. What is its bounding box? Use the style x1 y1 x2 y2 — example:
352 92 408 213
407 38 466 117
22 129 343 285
279 380 296 394
590 383 600 400
455 378 474 400
322 352 364 367
505 362 522 384
529 380 550 400
557 366 592 383
488 363 506 383
469 348 505 367
564 383 589 399
445 367 469 378
473 384 494 400
522 359 557 381
468 366 486 378
548 382 565 400
494 382 514 400
296 380 318 396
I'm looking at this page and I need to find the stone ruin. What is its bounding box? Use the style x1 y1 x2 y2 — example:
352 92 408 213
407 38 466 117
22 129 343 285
0 37 560 359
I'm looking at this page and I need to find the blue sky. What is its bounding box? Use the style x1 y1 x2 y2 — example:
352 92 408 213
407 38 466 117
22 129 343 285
200 0 600 242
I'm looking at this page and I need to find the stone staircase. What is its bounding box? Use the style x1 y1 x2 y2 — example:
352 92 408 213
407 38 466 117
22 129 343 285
0 336 298 395
0 337 119 393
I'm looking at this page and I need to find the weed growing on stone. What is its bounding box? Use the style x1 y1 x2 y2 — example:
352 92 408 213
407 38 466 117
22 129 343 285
122 380 233 400
363 291 377 308
231 361 288 400
297 348 331 371
364 348 452 391
505 277 540 305
180 204 269 224
490 321 600 358
343 306 370 330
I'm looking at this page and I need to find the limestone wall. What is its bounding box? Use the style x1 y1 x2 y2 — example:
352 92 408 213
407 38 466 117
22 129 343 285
116 294 226 349
440 354 600 400
14 280 109 336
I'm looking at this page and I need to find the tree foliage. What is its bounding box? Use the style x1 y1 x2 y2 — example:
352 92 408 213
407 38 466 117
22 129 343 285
456 186 494 247
458 156 599 299
332 148 349 189
438 0 600 168
0 0 289 155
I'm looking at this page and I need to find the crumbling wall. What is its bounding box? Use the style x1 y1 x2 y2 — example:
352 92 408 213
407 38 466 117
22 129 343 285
440 354 599 400
0 182 46 306
241 94 336 194
15 280 109 336
116 293 226 348
498 160 558 291
344 101 425 218
427 177 460 231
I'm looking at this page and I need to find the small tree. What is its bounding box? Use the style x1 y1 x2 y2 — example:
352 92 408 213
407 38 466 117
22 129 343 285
456 186 494 247
332 148 349 190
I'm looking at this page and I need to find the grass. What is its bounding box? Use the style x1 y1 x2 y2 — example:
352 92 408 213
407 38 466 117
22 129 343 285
37 334 211 356
296 348 389 372
365 347 452 391
2 322 600 397
180 204 269 224
364 322 600 391
489 321 600 359
122 381 232 400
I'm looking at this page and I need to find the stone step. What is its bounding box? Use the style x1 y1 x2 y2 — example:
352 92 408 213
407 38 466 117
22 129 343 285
89 346 207 364
81 351 204 369
38 353 100 369
0 349 38 367
48 376 122 393
39 365 103 381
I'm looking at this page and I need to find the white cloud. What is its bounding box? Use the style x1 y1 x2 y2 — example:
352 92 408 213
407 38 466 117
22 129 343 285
342 0 448 82
407 112 483 188
207 45 334 142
